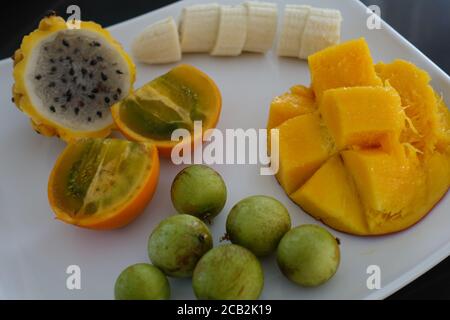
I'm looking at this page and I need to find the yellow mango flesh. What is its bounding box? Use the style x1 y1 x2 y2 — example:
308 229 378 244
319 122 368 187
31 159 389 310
308 38 382 102
358 149 449 235
342 148 420 224
267 85 315 130
375 60 440 152
270 38 450 236
319 86 404 150
276 113 332 195
291 155 368 235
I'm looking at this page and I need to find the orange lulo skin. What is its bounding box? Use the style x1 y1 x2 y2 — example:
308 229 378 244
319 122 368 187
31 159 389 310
48 143 160 230
268 38 450 236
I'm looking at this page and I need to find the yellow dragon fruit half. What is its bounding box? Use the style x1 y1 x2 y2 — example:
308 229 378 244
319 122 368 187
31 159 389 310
12 13 136 141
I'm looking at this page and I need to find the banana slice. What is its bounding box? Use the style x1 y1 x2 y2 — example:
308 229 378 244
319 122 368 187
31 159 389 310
179 3 220 53
243 1 278 53
277 5 311 57
299 8 342 59
131 17 181 64
211 5 248 56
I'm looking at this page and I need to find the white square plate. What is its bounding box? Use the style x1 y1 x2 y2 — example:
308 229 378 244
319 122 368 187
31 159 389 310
0 0 449 299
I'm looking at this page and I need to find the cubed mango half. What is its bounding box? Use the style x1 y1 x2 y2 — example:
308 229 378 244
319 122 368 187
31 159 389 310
270 38 450 236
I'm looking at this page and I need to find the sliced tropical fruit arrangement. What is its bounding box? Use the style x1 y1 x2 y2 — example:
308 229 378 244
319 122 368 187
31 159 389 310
48 138 159 230
179 1 279 56
12 13 135 141
132 2 341 63
111 64 222 156
268 38 450 236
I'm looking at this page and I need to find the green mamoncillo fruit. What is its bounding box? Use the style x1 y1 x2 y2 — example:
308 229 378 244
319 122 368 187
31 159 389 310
148 214 213 278
192 244 264 300
226 195 291 256
171 165 227 220
114 263 170 300
277 225 340 287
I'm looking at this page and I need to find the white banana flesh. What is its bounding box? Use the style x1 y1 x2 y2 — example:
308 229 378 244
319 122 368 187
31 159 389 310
179 3 220 53
243 1 278 53
277 5 311 58
211 5 248 56
299 8 342 59
134 2 342 62
131 17 181 64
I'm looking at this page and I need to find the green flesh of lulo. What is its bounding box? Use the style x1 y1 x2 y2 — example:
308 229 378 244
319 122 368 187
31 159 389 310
53 139 151 217
118 73 207 140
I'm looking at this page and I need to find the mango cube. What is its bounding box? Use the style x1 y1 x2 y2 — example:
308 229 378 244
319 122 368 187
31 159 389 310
341 148 417 216
319 86 405 150
291 155 367 235
276 113 332 194
308 38 382 101
267 85 316 130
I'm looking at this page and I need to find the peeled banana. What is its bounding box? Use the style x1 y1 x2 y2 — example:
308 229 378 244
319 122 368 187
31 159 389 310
299 8 342 59
277 5 311 58
211 5 248 56
131 17 181 64
243 1 278 53
179 3 220 53
132 2 343 63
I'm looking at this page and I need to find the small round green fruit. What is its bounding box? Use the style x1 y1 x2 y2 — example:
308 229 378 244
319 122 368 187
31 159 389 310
171 165 227 220
114 263 170 300
192 244 264 300
277 225 340 287
148 214 213 278
226 195 291 256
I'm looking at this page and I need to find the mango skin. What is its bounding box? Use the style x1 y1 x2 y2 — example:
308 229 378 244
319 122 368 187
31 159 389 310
148 214 213 278
171 165 227 220
277 225 340 287
114 263 170 300
226 196 291 257
192 244 264 300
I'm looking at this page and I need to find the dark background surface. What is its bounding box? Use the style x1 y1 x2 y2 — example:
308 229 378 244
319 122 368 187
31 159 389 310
1 0 449 300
